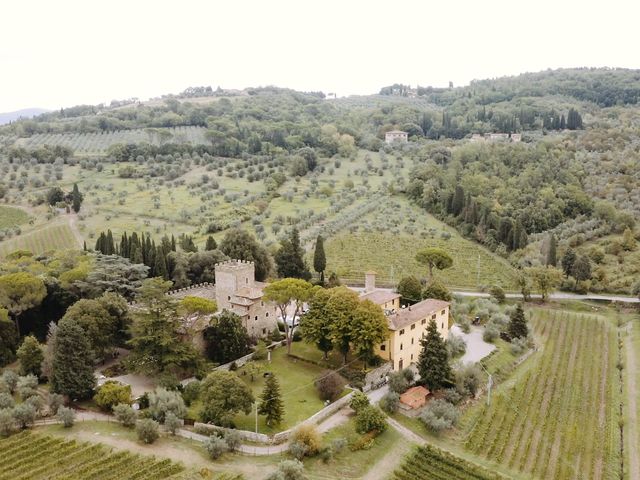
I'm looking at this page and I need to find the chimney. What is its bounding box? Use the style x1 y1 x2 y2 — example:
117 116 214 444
364 271 376 293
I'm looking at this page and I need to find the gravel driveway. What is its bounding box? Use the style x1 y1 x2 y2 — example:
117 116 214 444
451 325 496 365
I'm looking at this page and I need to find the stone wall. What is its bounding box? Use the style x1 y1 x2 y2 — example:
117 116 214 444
167 282 216 301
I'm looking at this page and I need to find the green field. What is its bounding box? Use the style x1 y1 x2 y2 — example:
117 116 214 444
0 431 184 480
323 197 518 289
0 205 30 230
392 444 510 480
460 308 621 479
0 222 78 257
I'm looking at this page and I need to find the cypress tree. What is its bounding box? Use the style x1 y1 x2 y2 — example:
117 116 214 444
71 183 83 213
258 374 284 426
154 246 168 279
171 234 177 252
508 304 528 340
451 186 465 216
51 319 96 400
560 114 566 130
106 230 115 255
546 234 557 266
417 319 452 391
313 235 326 283
205 236 217 251
561 248 576 277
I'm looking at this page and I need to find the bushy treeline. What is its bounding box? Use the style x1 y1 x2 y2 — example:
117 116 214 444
405 140 596 253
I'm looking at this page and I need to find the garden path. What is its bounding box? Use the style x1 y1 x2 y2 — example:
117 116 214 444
450 325 496 365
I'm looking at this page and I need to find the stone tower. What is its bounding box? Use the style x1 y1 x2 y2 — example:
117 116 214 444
215 260 255 311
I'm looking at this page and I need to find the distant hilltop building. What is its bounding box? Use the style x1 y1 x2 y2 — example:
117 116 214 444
385 130 408 144
470 133 521 143
215 260 278 338
357 272 450 371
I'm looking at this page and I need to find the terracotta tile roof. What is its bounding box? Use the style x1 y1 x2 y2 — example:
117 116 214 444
230 296 254 306
359 290 401 305
399 386 430 409
387 299 450 330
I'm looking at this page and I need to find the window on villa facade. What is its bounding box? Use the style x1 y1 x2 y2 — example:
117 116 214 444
441 322 444 329
411 354 413 360
380 344 386 351
399 329 405 335
431 314 436 320
228 296 231 301
255 316 258 321
411 324 415 330
400 343 403 350
266 312 269 317
411 338 414 345
441 310 445 315
421 319 426 325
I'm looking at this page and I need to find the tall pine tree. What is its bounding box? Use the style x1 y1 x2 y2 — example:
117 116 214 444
51 319 96 399
508 304 528 340
275 227 311 280
312 235 326 283
258 374 284 426
417 319 452 391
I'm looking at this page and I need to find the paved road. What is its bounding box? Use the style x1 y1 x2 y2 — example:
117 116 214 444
452 290 639 303
353 285 639 303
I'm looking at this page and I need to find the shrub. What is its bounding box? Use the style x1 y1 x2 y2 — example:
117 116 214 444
16 335 43 377
25 394 44 414
290 424 322 457
401 368 415 383
446 333 466 358
331 437 347 453
114 403 137 427
1 371 18 393
17 374 38 400
388 371 409 394
13 403 36 428
288 440 308 460
57 406 75 428
489 285 506 304
266 460 306 480
252 342 268 361
458 318 471 334
349 391 370 413
510 337 529 355
349 430 377 451
420 399 459 432
456 364 483 398
315 371 346 402
204 435 228 459
0 393 14 410
355 405 387 434
94 381 131 412
136 419 160 444
482 324 500 342
379 391 400 413
47 393 64 416
164 412 182 434
181 380 200 407
0 408 15 436
224 430 242 452
148 387 186 422
444 387 464 405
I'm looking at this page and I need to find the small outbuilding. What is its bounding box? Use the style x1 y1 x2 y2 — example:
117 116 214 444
399 385 431 409
385 130 408 144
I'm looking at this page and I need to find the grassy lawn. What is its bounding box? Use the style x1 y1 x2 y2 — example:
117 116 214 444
288 341 366 371
190 347 341 434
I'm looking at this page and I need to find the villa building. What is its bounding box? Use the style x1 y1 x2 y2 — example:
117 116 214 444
385 130 408 144
357 272 450 371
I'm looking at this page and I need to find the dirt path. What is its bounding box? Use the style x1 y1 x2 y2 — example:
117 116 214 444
67 213 84 247
625 322 639 480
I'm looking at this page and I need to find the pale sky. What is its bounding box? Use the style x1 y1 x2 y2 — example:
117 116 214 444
1 0 638 112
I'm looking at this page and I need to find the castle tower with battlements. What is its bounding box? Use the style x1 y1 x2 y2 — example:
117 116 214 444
214 259 277 338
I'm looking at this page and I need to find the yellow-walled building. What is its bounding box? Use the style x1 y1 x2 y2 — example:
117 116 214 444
358 272 450 371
